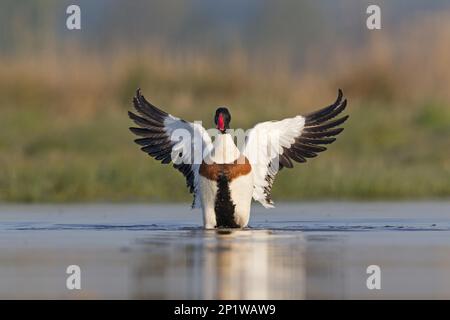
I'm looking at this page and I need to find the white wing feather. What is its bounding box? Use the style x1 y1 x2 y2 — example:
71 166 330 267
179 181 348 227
243 90 348 208
243 117 305 207
164 116 213 208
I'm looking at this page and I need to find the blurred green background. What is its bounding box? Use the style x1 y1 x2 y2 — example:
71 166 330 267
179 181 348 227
0 0 449 203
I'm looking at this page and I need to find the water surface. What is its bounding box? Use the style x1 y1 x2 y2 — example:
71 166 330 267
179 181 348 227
1 202 450 299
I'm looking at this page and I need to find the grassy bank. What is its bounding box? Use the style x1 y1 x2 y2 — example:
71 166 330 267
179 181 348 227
1 17 450 202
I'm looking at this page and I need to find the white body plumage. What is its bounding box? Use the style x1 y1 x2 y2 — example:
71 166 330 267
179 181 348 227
199 134 253 229
129 89 348 229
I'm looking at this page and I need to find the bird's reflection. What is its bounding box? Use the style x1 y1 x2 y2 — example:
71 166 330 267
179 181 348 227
132 229 305 299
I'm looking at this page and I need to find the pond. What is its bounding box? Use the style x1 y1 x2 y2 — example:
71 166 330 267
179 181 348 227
0 202 449 299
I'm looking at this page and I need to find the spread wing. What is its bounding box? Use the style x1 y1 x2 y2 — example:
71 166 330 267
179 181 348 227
128 89 213 208
243 89 348 208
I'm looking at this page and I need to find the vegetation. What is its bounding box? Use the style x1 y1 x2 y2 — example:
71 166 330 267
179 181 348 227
0 14 450 203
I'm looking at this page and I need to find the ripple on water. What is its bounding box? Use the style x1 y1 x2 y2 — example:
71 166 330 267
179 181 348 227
4 221 450 232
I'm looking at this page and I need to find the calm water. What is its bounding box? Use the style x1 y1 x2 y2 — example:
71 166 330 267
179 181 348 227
1 202 450 299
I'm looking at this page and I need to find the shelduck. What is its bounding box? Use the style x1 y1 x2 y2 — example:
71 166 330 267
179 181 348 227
129 89 348 229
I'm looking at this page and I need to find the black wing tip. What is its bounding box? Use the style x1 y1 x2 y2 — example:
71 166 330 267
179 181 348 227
337 114 350 128
128 110 137 119
335 114 350 125
133 138 147 146
336 88 343 103
333 88 344 106
132 88 142 105
305 88 347 123
135 88 144 103
132 87 169 118
341 98 348 111
283 90 347 166
129 127 140 134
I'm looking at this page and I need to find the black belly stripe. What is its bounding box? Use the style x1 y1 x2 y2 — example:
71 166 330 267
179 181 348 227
214 172 239 228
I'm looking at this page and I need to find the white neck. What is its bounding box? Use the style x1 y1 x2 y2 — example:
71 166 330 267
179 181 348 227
205 133 240 164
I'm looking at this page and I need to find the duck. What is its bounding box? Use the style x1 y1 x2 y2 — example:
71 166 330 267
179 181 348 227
128 88 348 229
